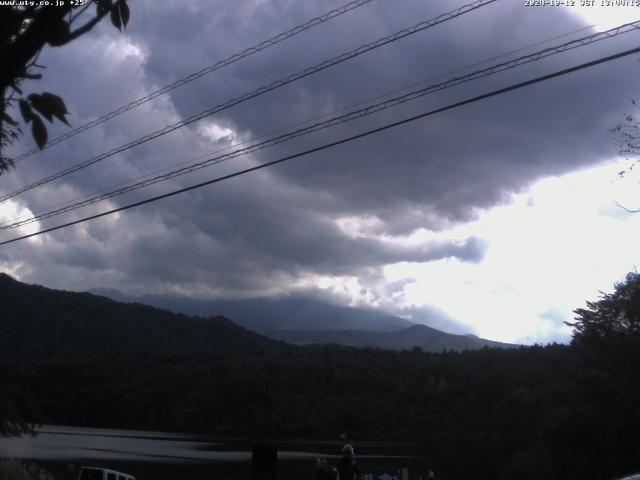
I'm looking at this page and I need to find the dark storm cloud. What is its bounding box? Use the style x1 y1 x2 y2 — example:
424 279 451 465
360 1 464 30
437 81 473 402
127 0 637 229
1 0 637 331
65 172 486 290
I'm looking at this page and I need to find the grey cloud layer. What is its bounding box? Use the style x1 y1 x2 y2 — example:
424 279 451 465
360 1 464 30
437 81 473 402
130 0 634 226
1 0 635 331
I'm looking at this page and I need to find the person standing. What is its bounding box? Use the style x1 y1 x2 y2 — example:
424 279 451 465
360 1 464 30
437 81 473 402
338 444 361 480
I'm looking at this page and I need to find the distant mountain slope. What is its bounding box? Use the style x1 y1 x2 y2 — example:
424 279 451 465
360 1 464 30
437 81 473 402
93 289 517 351
0 273 291 362
267 324 519 351
92 289 416 332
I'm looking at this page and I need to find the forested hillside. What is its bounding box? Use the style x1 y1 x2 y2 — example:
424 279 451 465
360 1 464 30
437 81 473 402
0 273 290 361
2 273 640 479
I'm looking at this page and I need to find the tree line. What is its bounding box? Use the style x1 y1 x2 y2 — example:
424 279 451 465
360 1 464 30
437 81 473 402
4 340 639 479
2 273 640 479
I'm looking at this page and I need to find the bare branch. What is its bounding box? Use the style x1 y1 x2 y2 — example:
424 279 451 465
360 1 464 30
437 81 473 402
63 6 115 45
69 3 93 26
613 200 640 214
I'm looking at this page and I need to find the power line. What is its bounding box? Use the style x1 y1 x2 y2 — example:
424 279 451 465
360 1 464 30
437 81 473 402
3 20 638 230
11 0 375 164
0 0 499 205
2 44 639 247
0 22 600 229
0 22 599 229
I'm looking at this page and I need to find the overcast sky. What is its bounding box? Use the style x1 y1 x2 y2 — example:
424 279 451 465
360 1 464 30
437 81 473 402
2 0 640 343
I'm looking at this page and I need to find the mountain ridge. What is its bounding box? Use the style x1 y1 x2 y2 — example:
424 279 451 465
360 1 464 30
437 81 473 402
0 274 292 362
91 288 417 332
0 274 518 358
267 324 518 351
94 287 517 351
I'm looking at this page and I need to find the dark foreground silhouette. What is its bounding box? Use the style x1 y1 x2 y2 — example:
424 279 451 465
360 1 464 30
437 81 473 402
2 273 640 479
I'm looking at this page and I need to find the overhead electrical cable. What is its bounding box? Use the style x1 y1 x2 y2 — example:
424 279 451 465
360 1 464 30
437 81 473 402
0 0 500 205
2 44 639 247
0 22 600 229
11 0 375 164
3 20 639 230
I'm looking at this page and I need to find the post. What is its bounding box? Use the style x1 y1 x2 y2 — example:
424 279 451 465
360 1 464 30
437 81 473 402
251 444 277 480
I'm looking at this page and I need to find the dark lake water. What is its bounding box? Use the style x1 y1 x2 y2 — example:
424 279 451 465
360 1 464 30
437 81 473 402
0 426 431 480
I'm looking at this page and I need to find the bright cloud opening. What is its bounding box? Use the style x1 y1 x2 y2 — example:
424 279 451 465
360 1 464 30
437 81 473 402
0 200 42 244
567 3 640 30
382 159 640 344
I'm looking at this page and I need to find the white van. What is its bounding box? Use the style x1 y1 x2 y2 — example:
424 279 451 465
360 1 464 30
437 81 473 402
77 466 136 480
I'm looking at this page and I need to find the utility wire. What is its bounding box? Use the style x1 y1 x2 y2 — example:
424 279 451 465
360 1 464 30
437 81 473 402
2 44 639 247
3 19 638 230
0 0 499 205
0 22 599 229
11 0 375 164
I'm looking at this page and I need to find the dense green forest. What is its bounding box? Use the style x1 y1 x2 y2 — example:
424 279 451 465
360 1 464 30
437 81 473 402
2 273 640 479
3 339 639 479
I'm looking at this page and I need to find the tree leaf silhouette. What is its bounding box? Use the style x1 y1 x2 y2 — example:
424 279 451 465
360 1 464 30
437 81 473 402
19 99 34 123
28 94 53 122
47 20 70 46
119 1 130 30
110 4 122 31
29 92 70 125
31 115 47 149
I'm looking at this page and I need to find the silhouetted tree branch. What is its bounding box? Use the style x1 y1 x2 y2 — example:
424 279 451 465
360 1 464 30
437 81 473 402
0 0 130 175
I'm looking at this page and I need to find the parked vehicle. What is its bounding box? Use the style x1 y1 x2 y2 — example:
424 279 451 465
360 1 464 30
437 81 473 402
77 466 135 480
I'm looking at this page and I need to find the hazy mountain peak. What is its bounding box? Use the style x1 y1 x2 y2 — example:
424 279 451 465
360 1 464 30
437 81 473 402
91 288 417 333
